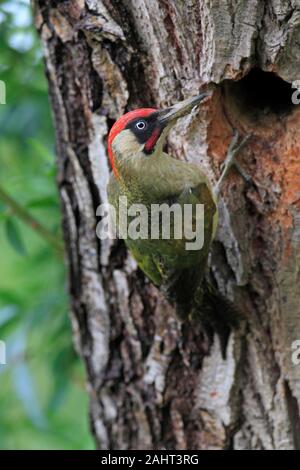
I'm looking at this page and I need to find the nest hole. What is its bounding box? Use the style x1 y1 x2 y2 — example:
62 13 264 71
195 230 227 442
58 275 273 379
224 68 295 118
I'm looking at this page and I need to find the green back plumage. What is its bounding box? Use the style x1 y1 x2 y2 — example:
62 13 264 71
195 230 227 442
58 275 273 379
107 150 218 309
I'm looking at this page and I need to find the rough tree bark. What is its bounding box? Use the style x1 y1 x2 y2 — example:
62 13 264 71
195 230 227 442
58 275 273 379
34 0 300 450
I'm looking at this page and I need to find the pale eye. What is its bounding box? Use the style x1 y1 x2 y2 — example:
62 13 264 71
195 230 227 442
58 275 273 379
136 120 147 130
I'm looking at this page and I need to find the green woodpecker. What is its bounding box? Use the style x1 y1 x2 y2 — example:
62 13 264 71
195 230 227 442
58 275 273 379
107 93 245 354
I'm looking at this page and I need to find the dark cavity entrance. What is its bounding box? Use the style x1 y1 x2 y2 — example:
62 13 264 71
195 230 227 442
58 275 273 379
224 68 295 117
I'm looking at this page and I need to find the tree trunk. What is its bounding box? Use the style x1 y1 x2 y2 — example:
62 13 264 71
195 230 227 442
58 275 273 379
34 0 300 450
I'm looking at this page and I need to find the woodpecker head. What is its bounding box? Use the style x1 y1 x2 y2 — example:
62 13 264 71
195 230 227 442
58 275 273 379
108 92 210 178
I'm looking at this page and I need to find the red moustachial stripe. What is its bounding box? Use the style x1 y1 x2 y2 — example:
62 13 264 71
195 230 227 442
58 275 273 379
144 127 161 153
108 108 157 178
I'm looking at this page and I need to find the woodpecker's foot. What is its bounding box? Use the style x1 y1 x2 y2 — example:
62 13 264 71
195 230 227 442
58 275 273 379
214 130 251 198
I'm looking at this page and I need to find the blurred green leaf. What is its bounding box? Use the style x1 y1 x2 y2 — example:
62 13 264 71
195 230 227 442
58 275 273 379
5 218 26 255
26 196 59 210
9 330 46 427
0 288 22 305
27 138 55 163
0 305 17 327
12 363 47 428
0 202 7 222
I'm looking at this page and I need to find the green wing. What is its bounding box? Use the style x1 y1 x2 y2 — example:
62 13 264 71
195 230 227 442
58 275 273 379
107 174 217 287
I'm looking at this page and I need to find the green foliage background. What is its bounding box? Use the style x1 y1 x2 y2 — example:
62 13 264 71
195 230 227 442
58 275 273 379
0 0 93 449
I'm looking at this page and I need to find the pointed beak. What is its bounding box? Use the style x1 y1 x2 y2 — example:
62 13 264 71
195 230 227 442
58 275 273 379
157 91 211 127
